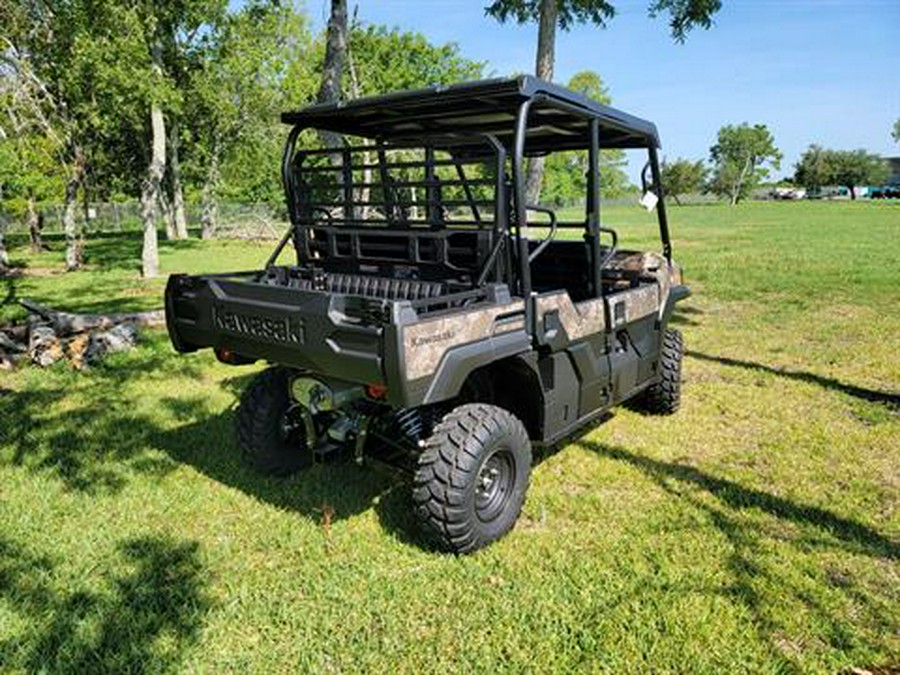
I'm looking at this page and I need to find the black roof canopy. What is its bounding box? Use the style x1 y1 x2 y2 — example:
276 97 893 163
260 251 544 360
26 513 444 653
281 76 660 153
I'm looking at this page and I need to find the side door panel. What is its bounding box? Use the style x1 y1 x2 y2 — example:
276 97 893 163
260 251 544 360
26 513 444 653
533 291 611 438
604 284 663 403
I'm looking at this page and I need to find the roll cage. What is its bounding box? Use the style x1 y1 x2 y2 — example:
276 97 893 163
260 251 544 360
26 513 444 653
274 75 672 304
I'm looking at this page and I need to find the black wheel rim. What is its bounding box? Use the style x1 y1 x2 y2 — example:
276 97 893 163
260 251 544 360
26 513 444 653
474 447 516 523
279 403 306 447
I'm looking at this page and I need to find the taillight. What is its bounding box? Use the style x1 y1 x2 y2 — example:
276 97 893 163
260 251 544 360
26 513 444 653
365 383 388 400
215 347 255 365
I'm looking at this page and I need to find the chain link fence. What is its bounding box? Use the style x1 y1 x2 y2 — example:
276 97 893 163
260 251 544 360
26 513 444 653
1 203 290 240
1 190 782 243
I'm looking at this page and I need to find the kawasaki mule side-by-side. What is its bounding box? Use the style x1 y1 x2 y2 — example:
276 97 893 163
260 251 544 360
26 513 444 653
165 76 689 553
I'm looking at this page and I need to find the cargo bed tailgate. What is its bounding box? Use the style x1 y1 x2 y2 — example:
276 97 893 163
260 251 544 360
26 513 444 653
166 273 384 383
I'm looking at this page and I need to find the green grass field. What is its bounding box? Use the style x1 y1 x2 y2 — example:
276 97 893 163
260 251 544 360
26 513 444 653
1 201 898 673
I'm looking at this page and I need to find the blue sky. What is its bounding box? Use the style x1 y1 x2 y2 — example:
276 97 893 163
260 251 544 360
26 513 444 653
306 0 899 181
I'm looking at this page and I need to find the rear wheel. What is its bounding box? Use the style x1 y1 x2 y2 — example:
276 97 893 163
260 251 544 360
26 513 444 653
638 328 684 415
412 403 532 554
236 367 311 475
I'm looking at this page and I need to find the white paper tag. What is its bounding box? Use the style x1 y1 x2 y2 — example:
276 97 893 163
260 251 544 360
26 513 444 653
640 191 659 211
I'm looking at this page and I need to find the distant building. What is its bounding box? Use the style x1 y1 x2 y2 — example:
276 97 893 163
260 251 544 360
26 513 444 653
887 157 900 186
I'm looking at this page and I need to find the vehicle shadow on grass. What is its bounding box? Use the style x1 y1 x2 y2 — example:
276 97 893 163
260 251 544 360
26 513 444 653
576 438 899 669
152 388 422 549
0 354 421 551
577 440 899 561
687 350 900 408
0 533 210 673
669 304 704 327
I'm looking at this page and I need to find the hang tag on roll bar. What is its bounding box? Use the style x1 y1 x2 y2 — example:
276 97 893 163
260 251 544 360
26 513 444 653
640 190 659 211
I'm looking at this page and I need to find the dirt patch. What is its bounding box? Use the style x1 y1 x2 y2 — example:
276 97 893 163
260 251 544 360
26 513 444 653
21 266 67 277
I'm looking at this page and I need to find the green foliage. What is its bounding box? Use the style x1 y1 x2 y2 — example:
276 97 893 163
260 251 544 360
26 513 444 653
0 134 65 217
793 144 832 192
829 149 889 198
708 123 781 205
186 3 313 205
648 0 722 41
485 0 721 39
348 25 484 96
660 157 706 204
795 146 890 197
485 0 616 30
566 70 609 101
540 71 629 206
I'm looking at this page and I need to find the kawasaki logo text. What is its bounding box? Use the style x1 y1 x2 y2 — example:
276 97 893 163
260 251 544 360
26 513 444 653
214 305 304 344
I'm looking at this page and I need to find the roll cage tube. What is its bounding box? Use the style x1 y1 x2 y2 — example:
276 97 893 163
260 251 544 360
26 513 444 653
513 96 610 302
648 146 672 262
586 118 603 298
640 148 673 262
512 98 535 299
277 124 304 266
277 125 513 286
264 125 305 270
526 205 557 262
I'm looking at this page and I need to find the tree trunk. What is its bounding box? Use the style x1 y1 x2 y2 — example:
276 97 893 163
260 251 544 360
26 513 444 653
141 41 167 278
317 0 347 151
159 184 176 240
0 186 7 274
63 148 85 271
27 197 43 252
141 100 165 277
731 155 753 206
524 0 558 206
347 19 370 219
200 139 221 240
20 299 166 334
848 185 856 200
0 220 9 275
168 115 189 238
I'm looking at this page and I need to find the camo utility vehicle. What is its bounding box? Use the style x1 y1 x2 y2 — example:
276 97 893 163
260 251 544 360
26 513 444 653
165 76 689 553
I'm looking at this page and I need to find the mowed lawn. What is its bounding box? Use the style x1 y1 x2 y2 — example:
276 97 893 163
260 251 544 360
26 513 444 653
1 201 898 673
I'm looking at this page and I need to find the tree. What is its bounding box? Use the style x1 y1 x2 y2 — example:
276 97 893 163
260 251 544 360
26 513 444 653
318 0 347 135
485 0 722 204
795 146 889 198
0 133 65 250
2 0 176 274
660 157 706 205
188 2 310 237
708 123 780 205
794 144 831 193
1 4 88 270
829 149 889 200
347 25 484 96
541 71 629 205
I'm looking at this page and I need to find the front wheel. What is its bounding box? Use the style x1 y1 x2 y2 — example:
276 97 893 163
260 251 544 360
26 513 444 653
412 403 532 554
638 328 684 415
